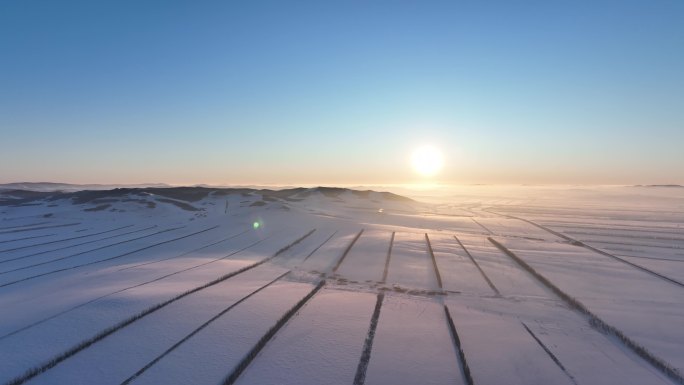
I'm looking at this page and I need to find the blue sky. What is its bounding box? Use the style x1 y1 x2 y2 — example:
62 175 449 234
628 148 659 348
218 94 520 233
1 0 682 185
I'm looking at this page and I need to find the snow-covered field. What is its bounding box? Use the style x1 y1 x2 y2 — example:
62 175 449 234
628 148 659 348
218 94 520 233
0 185 682 385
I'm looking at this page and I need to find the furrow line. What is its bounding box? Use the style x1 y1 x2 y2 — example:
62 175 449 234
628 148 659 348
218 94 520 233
381 232 395 283
331 229 364 273
0 226 176 274
116 229 250 271
444 305 474 385
0 225 157 265
453 235 500 296
221 280 326 385
0 222 49 231
119 271 290 385
488 237 684 385
352 292 384 385
0 226 218 288
301 231 338 263
425 233 443 289
521 322 578 385
470 218 492 235
491 211 684 289
0 233 56 245
0 223 80 235
0 236 267 341
0 224 135 253
3 229 316 385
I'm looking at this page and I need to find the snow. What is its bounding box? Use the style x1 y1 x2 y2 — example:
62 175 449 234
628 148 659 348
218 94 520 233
385 232 438 290
132 280 315 385
497 237 684 375
28 264 292 385
457 234 552 298
447 299 574 385
0 185 683 384
235 289 376 385
428 233 496 295
364 295 465 385
334 230 392 283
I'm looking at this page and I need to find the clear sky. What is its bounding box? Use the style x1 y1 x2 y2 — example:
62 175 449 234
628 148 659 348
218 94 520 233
1 0 682 186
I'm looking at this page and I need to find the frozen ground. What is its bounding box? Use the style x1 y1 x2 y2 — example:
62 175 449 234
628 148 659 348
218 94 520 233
0 185 682 385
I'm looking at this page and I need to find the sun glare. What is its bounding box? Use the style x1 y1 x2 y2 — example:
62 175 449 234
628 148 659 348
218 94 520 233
411 145 444 177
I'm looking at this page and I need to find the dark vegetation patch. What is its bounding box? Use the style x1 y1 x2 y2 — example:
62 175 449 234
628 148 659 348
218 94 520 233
1 186 414 208
316 187 347 198
249 201 266 207
65 189 144 204
261 187 307 199
156 198 199 211
210 189 255 197
122 198 156 208
43 213 53 218
83 204 111 212
0 189 54 203
91 198 119 204
380 191 414 202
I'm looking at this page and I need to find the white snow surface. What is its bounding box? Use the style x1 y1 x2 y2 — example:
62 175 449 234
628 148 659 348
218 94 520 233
0 185 682 385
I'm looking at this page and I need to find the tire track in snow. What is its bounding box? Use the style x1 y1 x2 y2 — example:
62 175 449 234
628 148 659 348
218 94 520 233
0 224 135 253
352 292 384 385
381 232 395 283
453 235 500 296
489 237 684 385
3 229 316 385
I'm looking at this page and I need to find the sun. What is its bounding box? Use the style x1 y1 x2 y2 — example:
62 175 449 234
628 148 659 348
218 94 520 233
411 145 444 177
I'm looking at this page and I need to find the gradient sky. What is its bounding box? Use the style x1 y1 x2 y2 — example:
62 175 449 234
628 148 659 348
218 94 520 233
1 1 683 185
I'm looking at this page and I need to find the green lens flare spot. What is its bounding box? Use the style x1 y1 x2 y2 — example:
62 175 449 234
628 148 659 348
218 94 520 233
253 221 260 229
